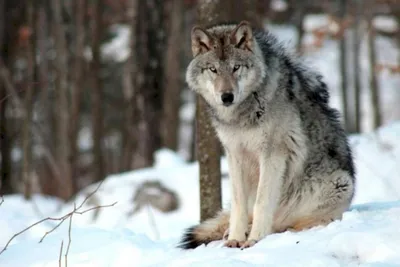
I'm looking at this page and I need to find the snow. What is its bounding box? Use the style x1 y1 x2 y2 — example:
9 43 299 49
1 121 400 266
270 0 288 12
373 16 399 33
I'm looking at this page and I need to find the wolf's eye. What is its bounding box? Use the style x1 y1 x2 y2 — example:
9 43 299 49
233 65 241 73
209 67 217 73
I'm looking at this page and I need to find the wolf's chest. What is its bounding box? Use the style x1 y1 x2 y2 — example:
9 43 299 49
216 125 265 152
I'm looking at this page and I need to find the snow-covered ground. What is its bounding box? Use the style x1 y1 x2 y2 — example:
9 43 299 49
1 121 400 266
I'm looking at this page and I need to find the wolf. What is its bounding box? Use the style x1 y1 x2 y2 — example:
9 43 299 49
178 21 355 249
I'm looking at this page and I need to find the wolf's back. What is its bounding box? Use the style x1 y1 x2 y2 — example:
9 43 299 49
177 211 230 249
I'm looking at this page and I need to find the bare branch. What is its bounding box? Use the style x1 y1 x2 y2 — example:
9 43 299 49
0 180 117 255
65 215 73 267
0 195 4 206
39 218 68 243
59 241 64 267
75 202 117 215
76 180 105 211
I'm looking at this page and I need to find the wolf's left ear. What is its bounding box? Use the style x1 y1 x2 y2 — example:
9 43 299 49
230 21 253 52
191 26 213 57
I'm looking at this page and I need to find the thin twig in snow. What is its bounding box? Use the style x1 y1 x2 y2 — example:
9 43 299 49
59 241 64 267
65 214 73 267
0 180 117 255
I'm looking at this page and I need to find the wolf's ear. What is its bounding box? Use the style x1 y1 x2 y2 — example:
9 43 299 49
191 26 213 57
230 21 253 52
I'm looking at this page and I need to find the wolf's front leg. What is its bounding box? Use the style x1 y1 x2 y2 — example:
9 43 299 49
242 152 286 249
224 150 249 248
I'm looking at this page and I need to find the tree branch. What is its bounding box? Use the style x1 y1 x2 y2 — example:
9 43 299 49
0 180 117 255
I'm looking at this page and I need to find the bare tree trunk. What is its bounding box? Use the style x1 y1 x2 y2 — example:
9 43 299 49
37 3 49 115
0 0 18 195
134 0 165 168
338 0 350 131
367 12 382 129
196 0 223 222
120 0 139 172
22 0 35 199
0 0 10 195
69 0 86 191
162 0 183 151
51 0 74 199
352 0 361 133
289 0 305 53
91 0 106 182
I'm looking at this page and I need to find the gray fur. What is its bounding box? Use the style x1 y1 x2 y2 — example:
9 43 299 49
179 21 355 250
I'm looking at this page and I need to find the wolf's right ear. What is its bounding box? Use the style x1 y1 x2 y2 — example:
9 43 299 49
191 27 213 57
230 21 253 52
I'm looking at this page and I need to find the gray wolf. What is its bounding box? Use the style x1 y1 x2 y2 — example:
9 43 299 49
178 21 355 249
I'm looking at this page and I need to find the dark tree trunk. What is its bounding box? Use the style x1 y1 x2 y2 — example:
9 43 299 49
289 0 305 53
120 0 139 172
367 11 382 129
0 0 22 195
22 0 35 199
91 0 106 182
134 0 166 168
68 0 86 191
338 0 351 132
51 0 74 199
162 0 183 151
352 0 361 133
0 0 11 195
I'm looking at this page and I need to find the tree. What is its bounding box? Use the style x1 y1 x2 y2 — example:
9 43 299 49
195 0 262 222
338 0 350 132
69 0 87 191
51 0 74 199
120 0 139 172
352 0 362 133
0 0 24 195
162 0 184 151
0 0 12 195
22 0 35 199
91 0 106 183
367 7 382 129
134 0 166 168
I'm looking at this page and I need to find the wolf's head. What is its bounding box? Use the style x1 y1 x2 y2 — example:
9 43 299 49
186 21 266 108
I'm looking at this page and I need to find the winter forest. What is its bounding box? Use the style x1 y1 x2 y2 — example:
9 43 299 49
1 0 400 266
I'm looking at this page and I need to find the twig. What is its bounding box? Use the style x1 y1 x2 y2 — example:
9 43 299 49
0 180 117 255
39 218 68 243
65 215 73 267
0 195 4 206
59 241 64 267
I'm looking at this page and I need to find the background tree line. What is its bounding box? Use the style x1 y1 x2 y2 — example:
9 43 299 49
0 0 399 220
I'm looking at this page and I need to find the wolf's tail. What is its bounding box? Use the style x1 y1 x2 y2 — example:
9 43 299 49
177 210 230 249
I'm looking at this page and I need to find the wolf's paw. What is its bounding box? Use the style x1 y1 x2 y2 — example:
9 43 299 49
224 239 245 248
240 239 258 249
223 230 249 241
223 225 251 240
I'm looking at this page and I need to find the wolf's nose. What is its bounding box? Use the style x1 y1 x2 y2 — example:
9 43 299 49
221 93 234 106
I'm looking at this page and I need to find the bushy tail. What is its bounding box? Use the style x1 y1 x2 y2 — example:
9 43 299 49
177 211 229 249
